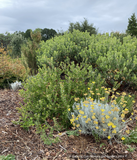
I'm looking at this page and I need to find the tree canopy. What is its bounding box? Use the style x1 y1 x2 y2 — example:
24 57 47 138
68 18 98 35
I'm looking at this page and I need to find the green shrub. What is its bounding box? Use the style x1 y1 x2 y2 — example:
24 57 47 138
96 35 137 90
12 57 106 144
36 30 137 91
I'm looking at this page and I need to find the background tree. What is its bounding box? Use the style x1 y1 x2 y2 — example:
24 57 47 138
24 29 33 41
41 28 57 42
0 32 14 50
126 13 137 37
7 31 28 59
68 18 98 35
7 32 26 58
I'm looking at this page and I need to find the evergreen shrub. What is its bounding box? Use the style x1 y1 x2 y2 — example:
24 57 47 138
13 57 106 132
36 30 137 90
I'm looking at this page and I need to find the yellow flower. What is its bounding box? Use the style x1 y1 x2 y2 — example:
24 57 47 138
92 81 95 84
116 92 120 95
96 126 99 129
87 118 91 121
79 110 84 114
101 117 105 121
94 121 98 124
83 116 87 118
68 108 70 111
122 120 125 122
91 110 93 112
93 113 96 115
74 98 79 101
121 137 125 141
128 95 131 97
122 104 126 107
76 124 80 128
85 120 88 123
78 114 81 118
91 93 95 95
70 119 75 123
100 97 105 101
108 136 111 139
121 114 125 119
132 100 135 103
92 116 96 119
114 107 119 112
112 129 116 134
102 113 105 115
122 92 126 96
102 120 105 123
103 129 106 131
76 105 79 108
111 105 114 107
106 115 110 119
98 104 101 106
79 130 81 133
108 122 112 126
83 100 89 104
58 133 62 136
112 125 116 128
84 93 88 96
108 111 111 114
135 117 137 120
105 91 109 94
101 109 105 112
96 89 99 90
90 105 94 107
97 93 101 96
88 88 90 90
126 130 130 134
72 115 75 118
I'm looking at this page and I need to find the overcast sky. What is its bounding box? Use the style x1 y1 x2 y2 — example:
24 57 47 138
0 0 137 35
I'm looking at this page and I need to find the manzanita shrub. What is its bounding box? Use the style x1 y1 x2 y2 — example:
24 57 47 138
12 57 107 145
36 30 137 90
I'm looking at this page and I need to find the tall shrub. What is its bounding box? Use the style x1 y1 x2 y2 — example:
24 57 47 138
21 28 42 76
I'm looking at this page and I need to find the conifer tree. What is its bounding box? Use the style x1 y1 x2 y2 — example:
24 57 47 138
126 13 137 37
21 29 42 76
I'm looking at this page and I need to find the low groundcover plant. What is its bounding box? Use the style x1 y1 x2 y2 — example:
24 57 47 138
68 81 136 144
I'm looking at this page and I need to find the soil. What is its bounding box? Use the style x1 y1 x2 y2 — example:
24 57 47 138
1 87 137 160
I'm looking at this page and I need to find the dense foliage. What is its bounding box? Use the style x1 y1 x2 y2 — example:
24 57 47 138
36 30 137 91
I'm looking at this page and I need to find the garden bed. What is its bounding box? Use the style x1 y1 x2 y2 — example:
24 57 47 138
0 88 137 159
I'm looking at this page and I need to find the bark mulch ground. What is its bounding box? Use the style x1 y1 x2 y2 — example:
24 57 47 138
0 88 137 160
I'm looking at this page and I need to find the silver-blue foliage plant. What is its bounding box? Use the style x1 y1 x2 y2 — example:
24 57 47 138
68 97 126 140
